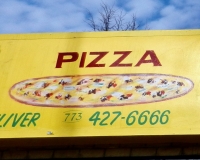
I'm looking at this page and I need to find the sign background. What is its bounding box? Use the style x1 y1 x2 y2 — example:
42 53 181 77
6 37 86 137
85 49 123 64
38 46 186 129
0 30 200 138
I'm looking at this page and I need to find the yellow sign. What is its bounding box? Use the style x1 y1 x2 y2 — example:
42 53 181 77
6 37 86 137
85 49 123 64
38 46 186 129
0 30 200 138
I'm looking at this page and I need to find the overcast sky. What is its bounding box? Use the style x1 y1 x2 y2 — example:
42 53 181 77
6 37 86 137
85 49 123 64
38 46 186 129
0 0 199 34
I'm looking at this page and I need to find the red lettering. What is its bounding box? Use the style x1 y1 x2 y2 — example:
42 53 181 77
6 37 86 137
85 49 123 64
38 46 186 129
135 50 162 67
79 52 87 68
86 52 108 67
110 51 132 67
55 50 162 68
55 52 78 68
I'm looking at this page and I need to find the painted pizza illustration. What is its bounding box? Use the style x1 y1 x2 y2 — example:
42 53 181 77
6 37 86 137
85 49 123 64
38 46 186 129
9 74 194 108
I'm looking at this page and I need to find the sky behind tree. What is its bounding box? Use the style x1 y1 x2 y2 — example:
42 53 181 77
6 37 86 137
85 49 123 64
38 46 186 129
0 0 199 34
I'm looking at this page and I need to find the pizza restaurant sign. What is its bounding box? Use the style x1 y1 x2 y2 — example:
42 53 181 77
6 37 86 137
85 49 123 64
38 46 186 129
0 30 200 138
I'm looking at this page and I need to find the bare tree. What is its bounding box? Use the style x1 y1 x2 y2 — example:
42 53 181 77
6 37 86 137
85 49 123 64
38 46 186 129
86 2 139 31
